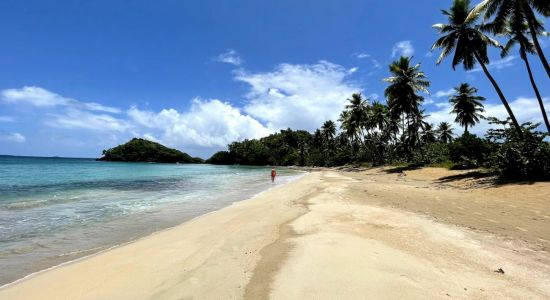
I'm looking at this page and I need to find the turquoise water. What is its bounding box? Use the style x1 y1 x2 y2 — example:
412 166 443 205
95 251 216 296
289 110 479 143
0 155 302 285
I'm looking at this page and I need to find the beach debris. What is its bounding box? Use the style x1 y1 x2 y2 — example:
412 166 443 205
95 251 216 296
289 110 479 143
494 268 505 274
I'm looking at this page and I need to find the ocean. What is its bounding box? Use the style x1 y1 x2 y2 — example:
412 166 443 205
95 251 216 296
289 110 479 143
0 155 303 286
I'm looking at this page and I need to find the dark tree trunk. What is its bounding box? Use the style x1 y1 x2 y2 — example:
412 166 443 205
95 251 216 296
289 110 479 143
524 3 550 78
522 53 550 133
473 51 524 138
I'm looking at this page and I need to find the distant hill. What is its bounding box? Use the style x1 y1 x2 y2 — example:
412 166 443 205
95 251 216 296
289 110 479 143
98 138 203 163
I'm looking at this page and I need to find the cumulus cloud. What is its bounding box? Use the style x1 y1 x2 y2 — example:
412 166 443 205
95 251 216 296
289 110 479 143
1 86 121 113
434 88 455 98
235 60 360 131
392 41 415 58
468 56 516 73
216 49 243 66
128 99 270 148
426 97 550 135
0 131 26 143
47 108 131 132
1 59 362 156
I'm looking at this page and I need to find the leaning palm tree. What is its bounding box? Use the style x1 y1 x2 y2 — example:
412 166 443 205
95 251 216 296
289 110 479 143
470 0 550 78
450 83 486 133
432 0 523 137
501 19 550 132
437 122 455 143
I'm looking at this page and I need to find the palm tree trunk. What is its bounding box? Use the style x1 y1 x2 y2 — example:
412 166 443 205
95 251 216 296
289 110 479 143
473 51 524 138
522 54 550 133
524 4 550 78
465 124 468 134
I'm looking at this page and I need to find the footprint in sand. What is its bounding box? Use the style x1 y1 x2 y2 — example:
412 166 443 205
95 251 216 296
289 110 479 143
486 219 499 224
508 204 517 208
516 227 528 232
474 212 483 216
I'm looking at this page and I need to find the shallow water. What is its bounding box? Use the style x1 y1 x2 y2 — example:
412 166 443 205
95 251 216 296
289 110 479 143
0 155 302 285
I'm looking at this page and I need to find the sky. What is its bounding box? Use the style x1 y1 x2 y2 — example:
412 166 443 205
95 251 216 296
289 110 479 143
0 0 549 158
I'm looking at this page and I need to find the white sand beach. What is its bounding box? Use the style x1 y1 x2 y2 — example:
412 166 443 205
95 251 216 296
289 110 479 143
1 169 549 299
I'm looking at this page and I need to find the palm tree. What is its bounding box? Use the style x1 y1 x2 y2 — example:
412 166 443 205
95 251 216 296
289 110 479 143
470 0 550 78
421 123 437 144
383 56 430 159
321 120 337 142
368 101 391 132
384 56 430 124
343 93 370 140
501 19 550 132
432 0 523 137
437 122 455 143
450 83 486 133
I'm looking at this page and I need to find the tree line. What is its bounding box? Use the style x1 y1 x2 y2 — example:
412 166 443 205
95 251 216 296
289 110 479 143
207 0 550 180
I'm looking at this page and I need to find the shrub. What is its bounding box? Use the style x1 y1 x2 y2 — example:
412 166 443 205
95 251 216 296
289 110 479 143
486 118 550 180
448 132 491 168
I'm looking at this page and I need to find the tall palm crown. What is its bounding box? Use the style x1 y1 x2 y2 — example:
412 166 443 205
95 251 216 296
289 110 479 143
450 83 486 133
470 0 550 77
432 0 499 69
321 120 337 141
437 122 455 143
384 56 430 119
421 123 437 144
341 93 370 139
368 101 391 132
432 0 523 137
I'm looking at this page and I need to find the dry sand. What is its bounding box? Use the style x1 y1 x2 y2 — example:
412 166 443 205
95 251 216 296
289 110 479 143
1 168 549 299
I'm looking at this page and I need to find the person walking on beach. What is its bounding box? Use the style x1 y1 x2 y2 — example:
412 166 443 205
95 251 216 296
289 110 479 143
271 168 277 182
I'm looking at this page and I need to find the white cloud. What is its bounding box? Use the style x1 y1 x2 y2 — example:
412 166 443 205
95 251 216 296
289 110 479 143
434 88 455 98
47 108 131 132
426 97 550 135
348 67 359 74
216 49 243 66
1 86 121 113
235 60 360 131
128 99 270 148
468 56 516 73
0 132 25 143
392 40 415 58
354 52 371 59
0 116 15 122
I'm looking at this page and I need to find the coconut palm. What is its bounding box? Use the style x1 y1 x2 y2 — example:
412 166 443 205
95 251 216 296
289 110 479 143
343 93 370 139
421 123 438 144
437 122 455 143
450 83 486 133
384 56 430 158
368 101 391 132
321 120 337 142
432 0 523 137
384 56 430 123
470 0 550 78
501 19 550 132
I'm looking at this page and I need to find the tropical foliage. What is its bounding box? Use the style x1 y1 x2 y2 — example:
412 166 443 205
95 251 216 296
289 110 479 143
207 0 550 180
100 138 203 163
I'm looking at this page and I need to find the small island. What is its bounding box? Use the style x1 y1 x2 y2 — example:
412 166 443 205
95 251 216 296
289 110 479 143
98 138 204 163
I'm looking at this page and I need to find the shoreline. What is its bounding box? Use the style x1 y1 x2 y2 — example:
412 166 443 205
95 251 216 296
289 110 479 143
0 172 306 290
1 169 549 299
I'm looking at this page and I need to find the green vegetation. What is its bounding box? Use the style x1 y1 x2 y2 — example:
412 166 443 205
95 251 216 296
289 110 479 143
207 0 550 181
99 138 204 163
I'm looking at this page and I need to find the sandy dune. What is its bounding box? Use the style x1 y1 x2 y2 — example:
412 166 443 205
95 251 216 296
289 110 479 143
1 169 549 299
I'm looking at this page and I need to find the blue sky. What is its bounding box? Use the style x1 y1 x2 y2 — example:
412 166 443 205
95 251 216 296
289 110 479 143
0 0 548 158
